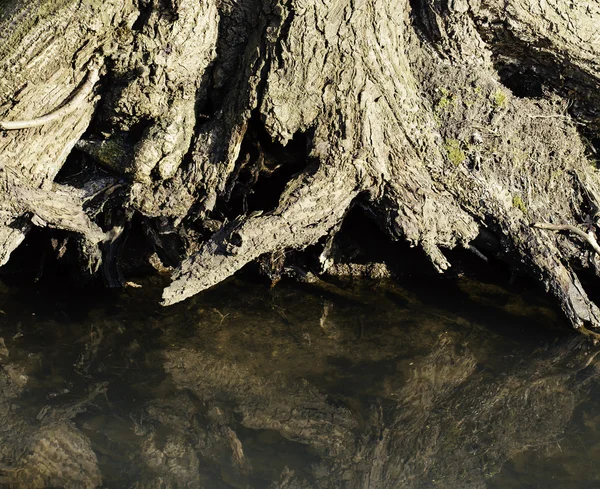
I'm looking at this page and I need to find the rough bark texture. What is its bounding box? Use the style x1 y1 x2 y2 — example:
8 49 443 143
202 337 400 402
1 0 600 333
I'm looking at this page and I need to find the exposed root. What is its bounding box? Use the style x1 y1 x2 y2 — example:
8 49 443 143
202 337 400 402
162 165 359 305
533 222 600 256
0 222 30 267
1 169 107 270
1 0 600 336
18 185 106 246
545 261 600 330
577 326 600 345
0 61 101 131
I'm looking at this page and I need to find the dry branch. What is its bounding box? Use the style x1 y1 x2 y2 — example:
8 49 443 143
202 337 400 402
533 222 600 256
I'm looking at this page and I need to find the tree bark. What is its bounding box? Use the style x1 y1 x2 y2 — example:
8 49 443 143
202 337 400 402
1 0 600 334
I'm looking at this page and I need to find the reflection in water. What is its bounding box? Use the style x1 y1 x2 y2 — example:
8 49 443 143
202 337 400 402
0 275 599 488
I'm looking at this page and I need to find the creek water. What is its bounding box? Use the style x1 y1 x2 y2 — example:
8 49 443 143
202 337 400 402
0 273 599 488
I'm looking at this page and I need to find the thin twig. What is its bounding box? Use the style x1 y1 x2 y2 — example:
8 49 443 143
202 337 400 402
527 114 570 119
526 114 585 126
533 222 600 255
83 183 125 203
0 64 101 130
468 245 488 262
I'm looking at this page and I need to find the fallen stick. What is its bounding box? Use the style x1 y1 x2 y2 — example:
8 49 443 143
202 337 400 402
0 64 101 130
533 222 600 255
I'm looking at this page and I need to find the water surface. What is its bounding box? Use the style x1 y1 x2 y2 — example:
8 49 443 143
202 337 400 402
0 275 599 488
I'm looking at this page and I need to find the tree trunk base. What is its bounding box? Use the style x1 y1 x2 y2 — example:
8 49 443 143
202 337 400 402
1 0 600 334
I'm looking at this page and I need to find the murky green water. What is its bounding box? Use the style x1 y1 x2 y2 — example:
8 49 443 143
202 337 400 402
1 274 600 488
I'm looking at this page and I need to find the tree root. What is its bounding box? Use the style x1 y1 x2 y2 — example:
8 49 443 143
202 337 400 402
163 165 359 305
2 0 600 338
0 61 101 131
533 222 600 256
576 326 600 345
0 222 30 267
1 169 107 270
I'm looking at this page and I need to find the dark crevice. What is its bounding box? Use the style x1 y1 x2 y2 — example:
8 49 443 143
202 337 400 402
22 150 158 289
79 57 157 174
323 204 528 292
206 0 264 114
329 205 437 277
216 110 314 220
56 149 103 184
0 215 158 291
0 228 48 283
272 0 295 69
472 21 600 134
588 137 600 163
131 0 154 31
496 63 544 98
408 0 445 44
141 217 185 268
0 227 100 288
194 70 219 120
577 268 600 311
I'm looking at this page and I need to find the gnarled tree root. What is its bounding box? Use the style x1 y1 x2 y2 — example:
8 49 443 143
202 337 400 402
2 0 600 338
163 164 359 305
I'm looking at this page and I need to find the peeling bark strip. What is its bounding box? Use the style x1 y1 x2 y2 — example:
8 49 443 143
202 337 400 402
0 64 101 131
2 0 600 334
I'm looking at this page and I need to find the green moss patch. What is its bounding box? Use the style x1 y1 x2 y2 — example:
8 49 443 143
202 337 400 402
444 138 467 166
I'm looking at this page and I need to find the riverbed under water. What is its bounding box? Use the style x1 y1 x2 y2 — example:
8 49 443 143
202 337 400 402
1 274 599 488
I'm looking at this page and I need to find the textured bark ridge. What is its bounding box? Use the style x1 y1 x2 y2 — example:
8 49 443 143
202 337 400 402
1 0 600 334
